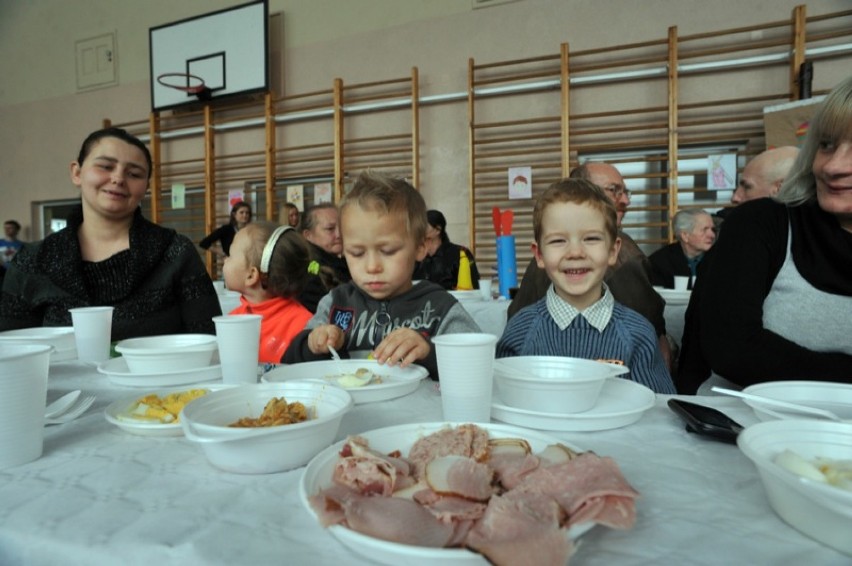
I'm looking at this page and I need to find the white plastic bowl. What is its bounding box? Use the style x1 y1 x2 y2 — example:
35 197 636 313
0 327 75 361
115 334 218 374
0 326 74 349
493 356 628 413
180 381 353 474
742 381 852 422
737 419 852 555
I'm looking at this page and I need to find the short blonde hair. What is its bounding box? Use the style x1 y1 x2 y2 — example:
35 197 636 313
533 178 618 245
340 171 428 243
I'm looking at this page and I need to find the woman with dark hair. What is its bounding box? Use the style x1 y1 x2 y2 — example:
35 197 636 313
415 209 480 290
200 200 252 257
0 126 221 338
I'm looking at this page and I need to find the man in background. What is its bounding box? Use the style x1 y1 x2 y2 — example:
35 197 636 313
732 146 800 204
649 209 716 289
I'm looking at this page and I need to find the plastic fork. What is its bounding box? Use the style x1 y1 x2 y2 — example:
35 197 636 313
44 395 96 425
44 390 82 419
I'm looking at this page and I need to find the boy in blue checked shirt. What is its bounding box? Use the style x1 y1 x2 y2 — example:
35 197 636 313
497 178 675 394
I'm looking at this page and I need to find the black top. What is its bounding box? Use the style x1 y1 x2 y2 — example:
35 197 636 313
298 242 351 313
0 206 220 339
678 198 852 392
648 242 698 289
199 223 237 256
414 240 480 290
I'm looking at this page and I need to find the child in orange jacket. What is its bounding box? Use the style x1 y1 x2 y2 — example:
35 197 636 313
223 222 313 363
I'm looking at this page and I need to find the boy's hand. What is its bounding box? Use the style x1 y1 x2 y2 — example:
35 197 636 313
373 328 430 368
307 324 345 355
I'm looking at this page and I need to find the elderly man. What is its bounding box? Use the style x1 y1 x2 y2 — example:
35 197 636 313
508 162 672 368
648 209 716 289
714 146 800 225
732 146 800 204
298 203 350 313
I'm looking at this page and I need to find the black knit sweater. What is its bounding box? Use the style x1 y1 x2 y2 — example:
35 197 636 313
0 206 220 339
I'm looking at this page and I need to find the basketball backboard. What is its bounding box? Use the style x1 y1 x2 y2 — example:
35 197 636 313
149 0 268 112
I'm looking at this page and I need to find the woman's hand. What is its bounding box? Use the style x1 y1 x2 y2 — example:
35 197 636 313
373 328 430 368
307 324 345 355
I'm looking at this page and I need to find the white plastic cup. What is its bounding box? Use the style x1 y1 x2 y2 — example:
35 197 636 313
478 278 492 301
69 306 114 362
0 344 52 469
673 276 689 291
432 333 498 422
213 314 262 385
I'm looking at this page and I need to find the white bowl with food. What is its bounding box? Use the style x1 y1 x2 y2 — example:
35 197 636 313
493 356 629 413
262 359 429 404
737 418 852 555
180 381 353 474
115 334 218 374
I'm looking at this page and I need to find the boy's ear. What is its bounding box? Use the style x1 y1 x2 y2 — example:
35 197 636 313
532 242 546 269
608 236 622 266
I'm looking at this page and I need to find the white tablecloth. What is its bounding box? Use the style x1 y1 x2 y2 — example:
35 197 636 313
1 362 848 565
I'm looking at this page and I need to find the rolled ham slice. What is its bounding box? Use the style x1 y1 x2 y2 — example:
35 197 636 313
425 455 495 502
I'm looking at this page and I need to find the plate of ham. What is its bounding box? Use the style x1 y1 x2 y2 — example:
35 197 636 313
301 422 639 565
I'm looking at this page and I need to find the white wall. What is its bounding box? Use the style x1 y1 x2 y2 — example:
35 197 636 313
0 0 847 242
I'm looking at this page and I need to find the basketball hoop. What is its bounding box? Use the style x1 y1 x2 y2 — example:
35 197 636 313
156 72 212 100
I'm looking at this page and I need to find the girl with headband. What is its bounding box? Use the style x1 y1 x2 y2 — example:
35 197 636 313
223 222 314 363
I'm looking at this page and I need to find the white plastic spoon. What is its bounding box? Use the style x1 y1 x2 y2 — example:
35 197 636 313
327 345 373 387
44 390 82 419
711 386 844 422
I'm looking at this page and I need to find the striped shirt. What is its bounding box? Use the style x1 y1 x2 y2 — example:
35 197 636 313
497 293 675 394
547 283 614 332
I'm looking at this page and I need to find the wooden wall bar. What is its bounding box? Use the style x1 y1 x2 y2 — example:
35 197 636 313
104 5 851 282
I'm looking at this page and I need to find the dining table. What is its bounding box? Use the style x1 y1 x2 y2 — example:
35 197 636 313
1 360 848 566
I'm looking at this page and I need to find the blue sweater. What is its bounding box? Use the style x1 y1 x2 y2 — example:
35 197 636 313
497 299 675 394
